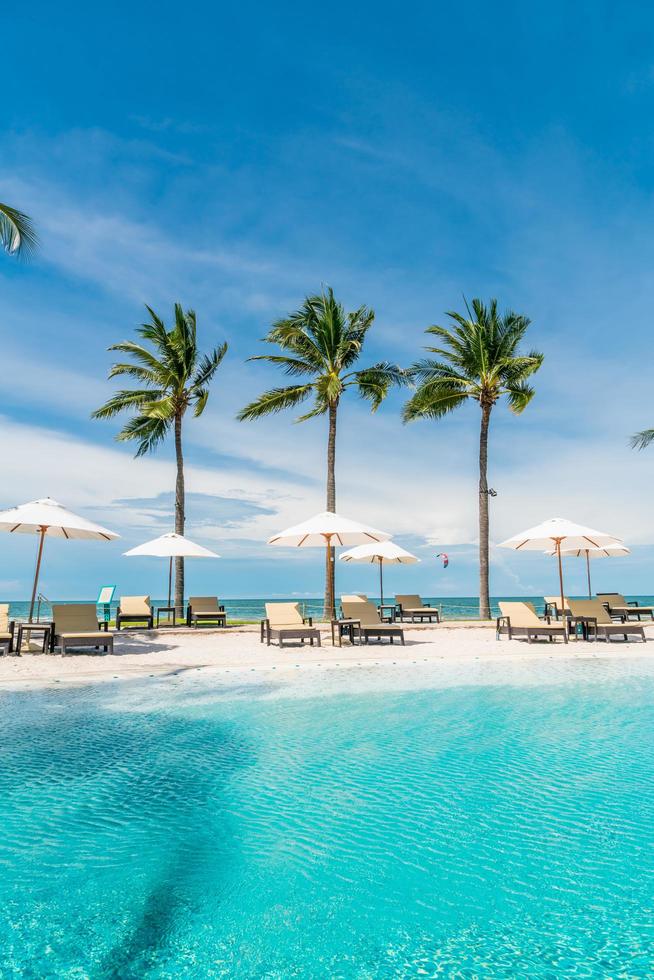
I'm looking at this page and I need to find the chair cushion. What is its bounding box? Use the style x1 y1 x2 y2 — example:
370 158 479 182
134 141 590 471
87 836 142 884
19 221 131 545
119 596 151 615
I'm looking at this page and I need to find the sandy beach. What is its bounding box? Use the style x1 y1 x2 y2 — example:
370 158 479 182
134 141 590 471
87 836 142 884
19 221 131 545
0 621 652 689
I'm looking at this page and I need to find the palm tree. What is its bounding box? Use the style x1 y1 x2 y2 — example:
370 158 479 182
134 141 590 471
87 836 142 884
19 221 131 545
630 429 654 450
238 287 403 618
93 304 227 615
404 298 543 620
0 203 38 257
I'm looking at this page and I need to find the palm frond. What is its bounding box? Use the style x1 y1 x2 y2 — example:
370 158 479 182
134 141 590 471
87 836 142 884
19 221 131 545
138 306 171 352
352 362 406 409
505 382 536 414
406 358 477 390
191 342 228 390
106 363 160 385
631 429 654 450
296 399 329 422
500 352 544 385
141 395 177 421
403 384 469 422
91 388 165 420
237 384 313 421
107 341 170 380
193 388 209 417
0 203 38 258
115 414 171 457
246 353 315 377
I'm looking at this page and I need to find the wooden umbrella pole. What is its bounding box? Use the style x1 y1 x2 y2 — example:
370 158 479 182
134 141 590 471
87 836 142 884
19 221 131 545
586 551 592 599
167 556 173 610
28 526 47 623
379 557 384 606
557 538 568 644
325 533 335 620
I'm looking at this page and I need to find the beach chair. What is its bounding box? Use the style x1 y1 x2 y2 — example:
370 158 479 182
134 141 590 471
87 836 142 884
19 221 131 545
394 594 441 623
567 599 646 642
496 602 567 642
596 593 654 622
52 603 114 656
260 602 321 648
0 604 15 654
186 596 226 628
340 596 405 644
116 595 153 630
543 596 571 620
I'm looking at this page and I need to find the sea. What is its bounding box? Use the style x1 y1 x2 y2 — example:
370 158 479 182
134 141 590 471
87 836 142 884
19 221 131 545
4 595 654 623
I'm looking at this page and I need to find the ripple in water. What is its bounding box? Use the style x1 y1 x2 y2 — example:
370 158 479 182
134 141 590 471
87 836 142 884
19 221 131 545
0 660 653 977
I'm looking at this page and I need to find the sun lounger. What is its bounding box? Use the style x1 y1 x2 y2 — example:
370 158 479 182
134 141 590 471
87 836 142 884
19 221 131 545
496 601 567 642
116 595 153 630
186 596 226 628
543 596 571 619
394 594 441 623
340 596 405 644
260 602 321 647
596 593 654 622
567 599 646 641
52 603 114 655
0 604 15 654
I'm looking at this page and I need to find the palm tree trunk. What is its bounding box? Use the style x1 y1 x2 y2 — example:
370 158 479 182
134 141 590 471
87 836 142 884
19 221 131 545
478 402 492 620
174 412 185 618
324 400 338 620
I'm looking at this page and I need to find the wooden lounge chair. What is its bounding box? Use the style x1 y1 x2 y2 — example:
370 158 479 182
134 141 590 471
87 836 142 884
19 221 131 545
260 602 321 648
568 599 646 642
496 602 567 642
0 603 15 654
394 594 441 623
596 593 654 622
543 596 571 620
340 596 405 644
116 595 153 630
52 603 114 656
186 596 226 628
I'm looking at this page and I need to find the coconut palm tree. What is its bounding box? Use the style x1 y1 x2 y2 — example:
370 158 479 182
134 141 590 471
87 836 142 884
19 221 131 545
93 304 227 615
0 203 38 257
238 287 403 618
404 298 543 620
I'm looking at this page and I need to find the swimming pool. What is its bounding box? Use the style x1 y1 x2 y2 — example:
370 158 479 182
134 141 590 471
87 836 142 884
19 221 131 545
1 658 653 977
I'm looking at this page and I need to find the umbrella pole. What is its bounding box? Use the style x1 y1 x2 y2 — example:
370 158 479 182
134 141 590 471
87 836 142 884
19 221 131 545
586 551 592 599
325 533 335 621
167 556 173 611
28 526 47 623
379 557 384 606
556 538 568 644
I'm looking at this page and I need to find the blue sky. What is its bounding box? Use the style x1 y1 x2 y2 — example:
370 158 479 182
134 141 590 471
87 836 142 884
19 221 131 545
2 0 654 599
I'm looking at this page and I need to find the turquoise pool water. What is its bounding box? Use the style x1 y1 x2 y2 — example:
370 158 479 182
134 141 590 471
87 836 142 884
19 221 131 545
1 660 653 977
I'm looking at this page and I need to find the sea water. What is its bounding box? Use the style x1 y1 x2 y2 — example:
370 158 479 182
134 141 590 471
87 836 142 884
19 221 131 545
6 594 654 622
1 657 653 977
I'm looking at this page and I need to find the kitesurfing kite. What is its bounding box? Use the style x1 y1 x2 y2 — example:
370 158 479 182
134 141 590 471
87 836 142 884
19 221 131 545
436 552 449 568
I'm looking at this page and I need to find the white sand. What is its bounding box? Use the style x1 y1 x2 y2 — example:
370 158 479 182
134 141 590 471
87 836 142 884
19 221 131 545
0 622 651 689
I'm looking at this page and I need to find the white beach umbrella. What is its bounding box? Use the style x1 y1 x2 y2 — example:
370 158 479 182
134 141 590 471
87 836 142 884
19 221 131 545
123 532 220 610
499 518 623 643
0 497 119 621
268 510 390 548
268 511 391 617
339 540 419 604
545 544 630 598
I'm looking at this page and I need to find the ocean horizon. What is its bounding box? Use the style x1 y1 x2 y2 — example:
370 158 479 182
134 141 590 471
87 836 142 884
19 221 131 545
4 595 653 623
